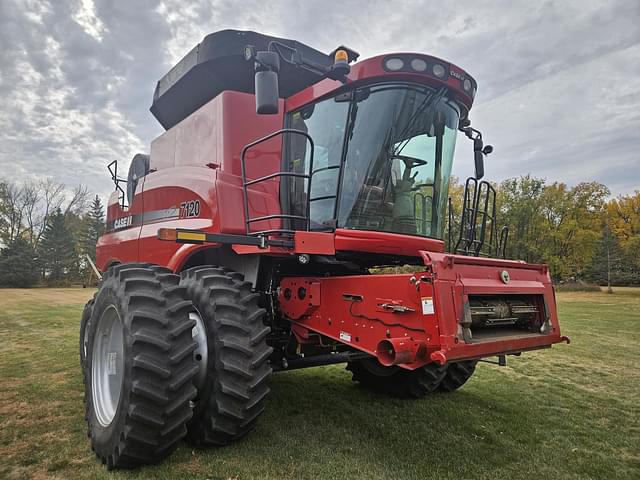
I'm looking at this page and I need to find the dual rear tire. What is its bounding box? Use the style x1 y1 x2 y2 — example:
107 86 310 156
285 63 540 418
82 264 198 469
180 266 273 446
81 264 272 469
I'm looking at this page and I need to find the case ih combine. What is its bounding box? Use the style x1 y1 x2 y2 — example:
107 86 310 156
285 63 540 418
80 30 568 469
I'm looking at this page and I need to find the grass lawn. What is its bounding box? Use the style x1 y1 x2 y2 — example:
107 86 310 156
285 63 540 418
0 288 638 479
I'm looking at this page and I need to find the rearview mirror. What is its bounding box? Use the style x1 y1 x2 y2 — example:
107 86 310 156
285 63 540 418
255 70 279 114
254 51 280 114
474 150 485 180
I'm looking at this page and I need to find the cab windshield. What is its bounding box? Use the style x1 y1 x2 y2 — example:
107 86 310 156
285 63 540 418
286 83 460 239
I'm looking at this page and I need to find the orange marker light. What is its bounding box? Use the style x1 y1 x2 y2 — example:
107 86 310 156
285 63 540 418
157 228 177 241
334 49 349 64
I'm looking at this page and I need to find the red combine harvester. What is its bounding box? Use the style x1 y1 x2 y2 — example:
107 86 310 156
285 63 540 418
81 30 568 469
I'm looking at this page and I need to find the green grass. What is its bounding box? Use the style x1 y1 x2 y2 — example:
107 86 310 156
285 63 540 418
0 288 638 479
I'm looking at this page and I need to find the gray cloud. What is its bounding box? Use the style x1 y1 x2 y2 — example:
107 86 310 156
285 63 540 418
0 0 638 203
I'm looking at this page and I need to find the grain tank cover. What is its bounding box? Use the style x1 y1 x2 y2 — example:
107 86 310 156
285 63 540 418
150 30 334 130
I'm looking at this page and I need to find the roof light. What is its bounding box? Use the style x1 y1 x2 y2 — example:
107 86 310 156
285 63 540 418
334 49 349 63
385 57 404 71
410 58 427 72
463 79 472 92
331 48 351 78
432 63 446 78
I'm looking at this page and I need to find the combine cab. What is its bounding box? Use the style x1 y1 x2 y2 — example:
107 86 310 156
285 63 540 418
80 30 568 469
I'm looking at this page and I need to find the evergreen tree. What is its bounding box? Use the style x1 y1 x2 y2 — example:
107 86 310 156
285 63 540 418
81 195 105 260
39 208 76 283
0 237 40 287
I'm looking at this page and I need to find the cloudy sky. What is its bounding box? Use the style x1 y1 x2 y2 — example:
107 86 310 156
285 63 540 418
1 0 638 202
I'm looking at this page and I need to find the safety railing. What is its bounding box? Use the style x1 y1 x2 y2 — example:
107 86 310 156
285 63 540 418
240 129 315 236
107 160 127 209
453 177 509 258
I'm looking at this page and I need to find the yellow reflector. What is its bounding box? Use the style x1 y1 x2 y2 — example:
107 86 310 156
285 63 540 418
334 49 348 63
176 231 207 242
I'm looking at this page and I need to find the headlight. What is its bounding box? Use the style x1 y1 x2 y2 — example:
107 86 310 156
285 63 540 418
432 63 446 78
410 58 427 72
385 57 404 71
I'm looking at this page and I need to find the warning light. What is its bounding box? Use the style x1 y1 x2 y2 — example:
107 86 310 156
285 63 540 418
334 49 349 64
330 49 351 78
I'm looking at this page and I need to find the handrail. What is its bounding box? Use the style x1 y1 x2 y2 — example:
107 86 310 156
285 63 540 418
240 129 315 235
107 160 127 209
454 177 478 254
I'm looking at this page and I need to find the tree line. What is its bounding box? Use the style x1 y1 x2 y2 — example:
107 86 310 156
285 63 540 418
1 175 638 287
0 178 104 287
448 175 639 286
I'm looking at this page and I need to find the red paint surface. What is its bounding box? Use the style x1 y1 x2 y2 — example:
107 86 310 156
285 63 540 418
286 54 476 113
278 251 563 369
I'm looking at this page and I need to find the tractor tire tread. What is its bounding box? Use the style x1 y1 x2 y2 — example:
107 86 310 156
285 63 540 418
180 266 272 447
439 360 478 391
347 359 447 398
84 263 197 469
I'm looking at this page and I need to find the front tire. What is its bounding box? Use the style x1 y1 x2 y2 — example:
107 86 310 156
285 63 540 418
180 266 273 446
439 360 478 391
347 358 447 398
84 263 198 469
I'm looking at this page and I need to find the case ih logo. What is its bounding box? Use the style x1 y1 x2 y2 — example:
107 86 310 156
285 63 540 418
113 216 132 229
449 69 465 81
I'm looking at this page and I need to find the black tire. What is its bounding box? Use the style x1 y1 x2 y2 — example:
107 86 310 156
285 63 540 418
84 263 198 469
439 360 478 391
180 266 272 446
79 296 94 368
347 358 447 398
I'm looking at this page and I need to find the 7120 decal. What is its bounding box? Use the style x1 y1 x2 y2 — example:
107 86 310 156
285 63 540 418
180 200 200 218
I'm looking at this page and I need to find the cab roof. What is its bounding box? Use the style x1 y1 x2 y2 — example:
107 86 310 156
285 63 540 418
150 30 338 130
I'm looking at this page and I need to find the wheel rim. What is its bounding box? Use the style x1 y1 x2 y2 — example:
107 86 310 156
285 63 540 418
190 310 208 393
91 305 125 427
83 323 90 359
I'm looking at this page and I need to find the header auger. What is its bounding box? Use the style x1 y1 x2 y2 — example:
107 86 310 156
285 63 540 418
80 29 568 469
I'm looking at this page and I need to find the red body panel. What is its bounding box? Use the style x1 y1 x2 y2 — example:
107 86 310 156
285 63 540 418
278 252 564 369
97 91 285 271
334 229 444 256
285 55 476 113
98 191 143 268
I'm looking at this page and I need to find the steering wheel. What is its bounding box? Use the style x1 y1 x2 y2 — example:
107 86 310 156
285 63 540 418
389 154 428 188
388 154 428 169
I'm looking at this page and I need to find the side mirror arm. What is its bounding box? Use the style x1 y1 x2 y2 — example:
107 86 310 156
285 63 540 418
245 41 359 114
460 124 493 180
